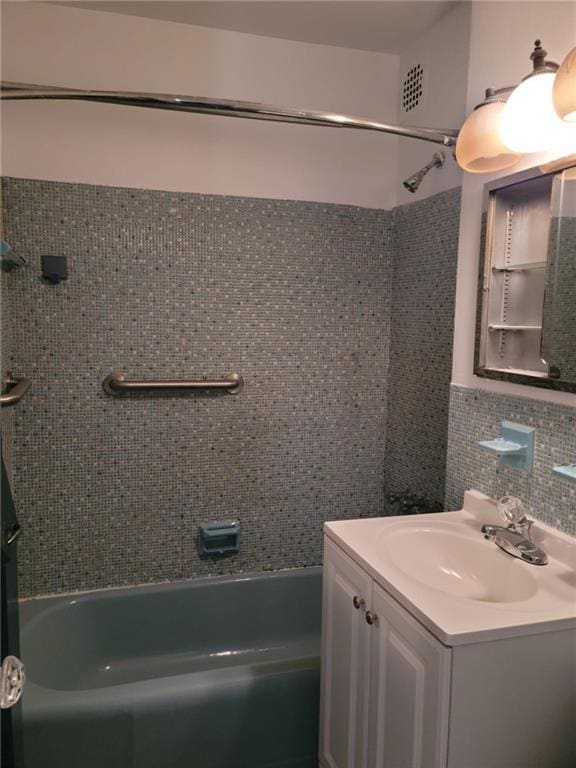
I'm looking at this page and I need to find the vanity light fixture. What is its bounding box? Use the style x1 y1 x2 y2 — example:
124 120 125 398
456 40 576 173
553 46 576 122
500 40 576 154
455 87 521 173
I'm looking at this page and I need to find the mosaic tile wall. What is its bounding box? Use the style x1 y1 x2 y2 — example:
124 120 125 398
446 385 576 535
383 188 461 506
2 177 397 597
544 217 576 381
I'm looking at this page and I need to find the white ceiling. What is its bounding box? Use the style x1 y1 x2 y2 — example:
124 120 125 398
55 1 459 54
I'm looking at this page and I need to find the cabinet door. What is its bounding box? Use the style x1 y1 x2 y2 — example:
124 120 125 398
367 584 451 768
320 538 373 768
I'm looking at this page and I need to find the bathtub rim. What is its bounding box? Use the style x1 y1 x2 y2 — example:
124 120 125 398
19 564 323 606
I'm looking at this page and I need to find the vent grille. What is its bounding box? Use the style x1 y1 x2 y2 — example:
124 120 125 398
402 64 423 112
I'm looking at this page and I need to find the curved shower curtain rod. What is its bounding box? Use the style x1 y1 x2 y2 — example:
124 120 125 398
0 82 458 147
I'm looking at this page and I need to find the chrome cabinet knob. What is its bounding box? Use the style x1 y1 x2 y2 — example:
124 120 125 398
352 595 365 611
365 610 378 626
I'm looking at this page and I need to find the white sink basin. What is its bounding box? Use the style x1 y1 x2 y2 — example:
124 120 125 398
379 522 537 603
324 490 576 645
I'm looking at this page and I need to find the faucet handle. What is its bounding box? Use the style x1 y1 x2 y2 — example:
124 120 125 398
522 518 534 536
497 496 527 526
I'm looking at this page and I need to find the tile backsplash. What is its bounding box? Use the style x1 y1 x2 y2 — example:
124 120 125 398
1 178 461 596
446 384 576 535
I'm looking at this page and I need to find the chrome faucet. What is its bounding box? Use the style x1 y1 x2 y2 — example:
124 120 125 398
481 497 548 566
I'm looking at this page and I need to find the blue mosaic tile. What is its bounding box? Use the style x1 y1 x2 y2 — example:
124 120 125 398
446 384 576 535
384 189 460 506
1 177 463 597
2 177 396 596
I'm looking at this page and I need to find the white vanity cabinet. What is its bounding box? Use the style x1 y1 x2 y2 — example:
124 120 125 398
319 531 576 768
319 538 372 768
320 538 450 768
366 583 451 768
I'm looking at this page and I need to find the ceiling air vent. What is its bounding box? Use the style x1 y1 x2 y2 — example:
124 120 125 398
402 64 423 112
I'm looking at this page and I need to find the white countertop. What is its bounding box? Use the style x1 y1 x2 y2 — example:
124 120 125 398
324 491 576 646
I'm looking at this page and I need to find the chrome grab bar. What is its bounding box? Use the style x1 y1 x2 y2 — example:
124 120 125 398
103 372 243 396
0 373 31 407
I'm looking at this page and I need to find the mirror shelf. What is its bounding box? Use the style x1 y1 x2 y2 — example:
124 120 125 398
475 158 576 394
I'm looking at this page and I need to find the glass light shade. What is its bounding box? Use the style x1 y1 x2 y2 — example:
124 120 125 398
500 72 576 154
553 47 576 121
456 101 521 173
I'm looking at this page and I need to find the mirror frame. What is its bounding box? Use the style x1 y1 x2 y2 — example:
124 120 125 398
474 157 576 394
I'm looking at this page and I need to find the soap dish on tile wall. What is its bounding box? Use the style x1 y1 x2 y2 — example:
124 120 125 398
478 421 535 474
552 464 576 484
199 521 240 555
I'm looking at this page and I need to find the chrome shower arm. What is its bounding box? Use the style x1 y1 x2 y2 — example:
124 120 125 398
1 81 458 147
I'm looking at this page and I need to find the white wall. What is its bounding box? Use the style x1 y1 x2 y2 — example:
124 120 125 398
452 0 576 407
0 2 400 208
396 1 470 203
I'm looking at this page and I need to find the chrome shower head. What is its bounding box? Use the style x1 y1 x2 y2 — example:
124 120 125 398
403 151 445 194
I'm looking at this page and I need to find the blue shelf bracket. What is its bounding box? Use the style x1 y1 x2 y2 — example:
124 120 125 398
478 421 535 474
552 464 576 484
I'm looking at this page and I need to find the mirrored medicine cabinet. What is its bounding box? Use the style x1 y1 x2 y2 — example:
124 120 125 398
475 157 576 393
